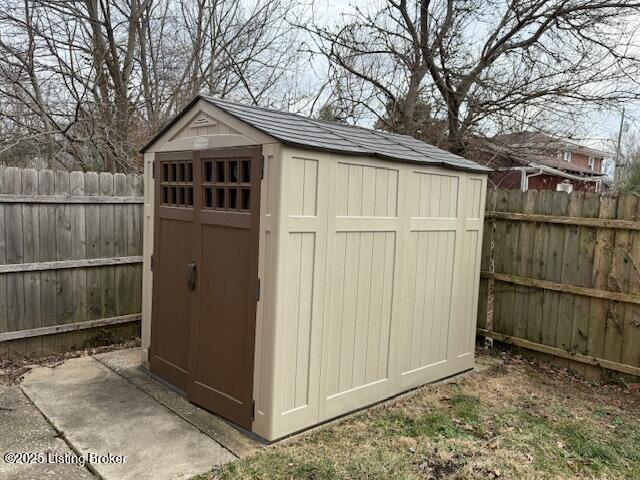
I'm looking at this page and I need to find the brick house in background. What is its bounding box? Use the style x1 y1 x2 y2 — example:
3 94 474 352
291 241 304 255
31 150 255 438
486 132 609 192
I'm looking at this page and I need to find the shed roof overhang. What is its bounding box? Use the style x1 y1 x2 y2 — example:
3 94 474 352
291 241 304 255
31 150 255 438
499 164 608 183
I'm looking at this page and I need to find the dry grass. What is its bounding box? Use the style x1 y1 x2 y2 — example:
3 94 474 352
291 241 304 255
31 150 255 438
206 352 640 480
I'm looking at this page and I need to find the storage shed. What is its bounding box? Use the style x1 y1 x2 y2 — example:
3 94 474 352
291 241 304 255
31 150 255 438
140 95 490 441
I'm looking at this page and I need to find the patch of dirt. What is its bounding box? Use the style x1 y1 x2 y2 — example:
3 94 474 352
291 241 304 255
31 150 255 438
491 350 640 410
0 337 140 385
416 447 468 479
483 345 640 394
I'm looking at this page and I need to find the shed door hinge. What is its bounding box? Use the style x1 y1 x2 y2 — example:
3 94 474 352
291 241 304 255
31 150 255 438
251 399 255 420
256 278 261 301
150 254 154 271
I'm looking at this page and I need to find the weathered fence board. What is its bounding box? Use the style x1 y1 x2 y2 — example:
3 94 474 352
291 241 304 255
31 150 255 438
0 170 6 341
22 168 42 354
479 189 640 378
0 167 143 357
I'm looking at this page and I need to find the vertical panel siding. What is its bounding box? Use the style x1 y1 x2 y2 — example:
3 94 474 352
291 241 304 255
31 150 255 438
288 158 318 216
282 155 319 411
281 232 315 412
252 144 281 434
326 231 395 397
265 153 277 216
257 230 272 408
335 163 398 217
256 146 329 436
404 230 456 373
413 172 459 218
259 147 487 441
459 230 480 357
467 178 483 218
401 170 462 380
141 153 154 363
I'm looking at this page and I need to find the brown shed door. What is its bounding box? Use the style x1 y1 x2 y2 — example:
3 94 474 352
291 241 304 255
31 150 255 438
150 147 261 429
150 152 195 392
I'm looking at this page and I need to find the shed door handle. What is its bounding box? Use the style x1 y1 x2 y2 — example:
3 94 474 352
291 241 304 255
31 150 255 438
186 262 196 292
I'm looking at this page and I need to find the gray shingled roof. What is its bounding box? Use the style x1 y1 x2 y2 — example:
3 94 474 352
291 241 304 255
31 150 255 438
143 95 490 173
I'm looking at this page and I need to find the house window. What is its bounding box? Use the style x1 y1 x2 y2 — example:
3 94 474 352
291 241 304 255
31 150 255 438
588 157 595 171
563 151 572 162
556 181 573 193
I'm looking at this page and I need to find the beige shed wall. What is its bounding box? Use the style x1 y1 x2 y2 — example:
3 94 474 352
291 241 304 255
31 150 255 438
141 151 155 365
254 146 487 440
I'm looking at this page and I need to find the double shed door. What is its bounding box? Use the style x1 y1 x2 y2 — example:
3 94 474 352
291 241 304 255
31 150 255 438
150 147 262 429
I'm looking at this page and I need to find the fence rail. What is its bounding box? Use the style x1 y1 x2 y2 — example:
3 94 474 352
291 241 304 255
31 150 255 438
0 194 144 204
478 189 640 378
0 314 141 343
0 256 142 274
0 167 143 357
484 210 640 230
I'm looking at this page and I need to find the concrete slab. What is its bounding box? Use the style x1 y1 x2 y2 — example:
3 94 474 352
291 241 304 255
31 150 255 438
93 348 260 457
21 356 235 480
0 384 93 480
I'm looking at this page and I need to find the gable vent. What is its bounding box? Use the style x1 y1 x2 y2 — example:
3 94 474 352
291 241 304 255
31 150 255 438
190 115 217 129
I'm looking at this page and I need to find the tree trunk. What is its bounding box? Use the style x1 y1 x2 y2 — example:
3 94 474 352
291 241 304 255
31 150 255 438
447 107 465 155
402 73 422 135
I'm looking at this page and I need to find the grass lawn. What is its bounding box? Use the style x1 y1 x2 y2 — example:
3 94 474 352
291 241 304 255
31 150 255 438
204 352 640 480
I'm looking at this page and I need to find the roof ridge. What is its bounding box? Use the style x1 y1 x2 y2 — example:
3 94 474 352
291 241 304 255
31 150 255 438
203 95 356 127
205 95 475 162
205 95 417 138
204 95 300 117
208 95 384 157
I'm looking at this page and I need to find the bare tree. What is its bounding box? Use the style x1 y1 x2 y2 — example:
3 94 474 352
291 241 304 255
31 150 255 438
609 128 640 188
302 0 640 155
0 0 305 172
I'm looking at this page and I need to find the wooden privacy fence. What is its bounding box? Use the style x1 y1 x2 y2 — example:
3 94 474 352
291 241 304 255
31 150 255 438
477 189 640 378
0 167 143 356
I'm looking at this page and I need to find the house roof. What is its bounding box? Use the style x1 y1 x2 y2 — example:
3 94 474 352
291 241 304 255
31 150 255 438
496 131 609 159
141 95 490 173
471 144 605 180
488 131 609 177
